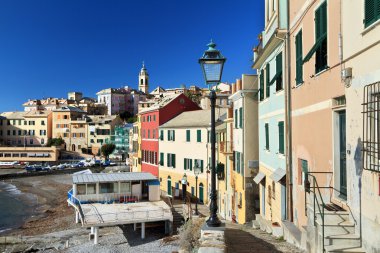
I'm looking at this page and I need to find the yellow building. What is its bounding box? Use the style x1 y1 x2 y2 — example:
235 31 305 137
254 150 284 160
0 111 52 147
229 75 259 225
131 121 140 172
136 115 142 172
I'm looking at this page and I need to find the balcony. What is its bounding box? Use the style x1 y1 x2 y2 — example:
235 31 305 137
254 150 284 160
219 141 233 154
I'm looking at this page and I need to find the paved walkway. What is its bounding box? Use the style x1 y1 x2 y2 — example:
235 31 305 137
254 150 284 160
225 222 304 253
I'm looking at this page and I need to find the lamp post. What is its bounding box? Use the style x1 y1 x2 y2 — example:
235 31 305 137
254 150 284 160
194 165 202 215
199 40 226 227
182 173 188 204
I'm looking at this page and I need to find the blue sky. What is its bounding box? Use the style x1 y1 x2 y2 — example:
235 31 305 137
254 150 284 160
0 0 264 111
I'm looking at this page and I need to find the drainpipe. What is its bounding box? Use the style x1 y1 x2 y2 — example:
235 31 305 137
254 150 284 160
285 0 294 222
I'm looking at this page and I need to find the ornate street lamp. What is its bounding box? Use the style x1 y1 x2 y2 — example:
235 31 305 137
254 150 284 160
199 40 226 227
193 164 202 216
181 173 188 204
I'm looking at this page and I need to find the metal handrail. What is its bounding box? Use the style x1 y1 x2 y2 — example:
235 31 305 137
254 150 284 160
305 173 326 253
67 189 85 224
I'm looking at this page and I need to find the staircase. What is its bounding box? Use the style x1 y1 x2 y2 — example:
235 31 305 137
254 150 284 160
172 204 185 233
306 174 366 253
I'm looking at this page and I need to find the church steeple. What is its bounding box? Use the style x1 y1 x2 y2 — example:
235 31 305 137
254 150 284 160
139 61 149 94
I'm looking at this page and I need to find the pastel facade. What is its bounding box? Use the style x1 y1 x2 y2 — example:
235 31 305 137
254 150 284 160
342 0 380 251
252 0 288 233
159 109 227 204
88 115 123 155
52 106 88 152
228 75 260 225
0 111 52 147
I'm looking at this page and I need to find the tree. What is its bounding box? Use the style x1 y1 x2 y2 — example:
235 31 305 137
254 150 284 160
126 116 137 123
47 137 65 147
101 143 116 159
120 111 132 122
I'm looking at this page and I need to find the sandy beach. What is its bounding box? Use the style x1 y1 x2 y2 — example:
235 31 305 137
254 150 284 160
0 173 180 252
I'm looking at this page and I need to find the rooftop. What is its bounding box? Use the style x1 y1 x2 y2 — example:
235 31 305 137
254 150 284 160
53 106 86 113
138 93 181 114
88 115 119 124
73 172 157 184
0 111 26 119
160 108 227 128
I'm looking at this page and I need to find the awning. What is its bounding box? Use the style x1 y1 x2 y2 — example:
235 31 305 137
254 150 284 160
253 172 266 184
269 168 286 182
302 33 327 63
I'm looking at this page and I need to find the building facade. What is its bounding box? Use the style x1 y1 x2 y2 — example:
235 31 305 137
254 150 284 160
159 109 226 204
343 0 380 251
139 93 200 177
229 75 260 225
252 0 288 234
0 111 52 147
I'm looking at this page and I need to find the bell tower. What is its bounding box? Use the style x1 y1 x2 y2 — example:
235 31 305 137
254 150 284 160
139 62 149 94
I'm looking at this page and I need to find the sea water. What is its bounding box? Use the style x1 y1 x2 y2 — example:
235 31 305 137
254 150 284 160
0 182 34 234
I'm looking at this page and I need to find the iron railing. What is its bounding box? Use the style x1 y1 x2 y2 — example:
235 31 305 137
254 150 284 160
305 173 326 253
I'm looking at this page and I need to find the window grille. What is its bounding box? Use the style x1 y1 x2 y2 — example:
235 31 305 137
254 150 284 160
363 82 380 172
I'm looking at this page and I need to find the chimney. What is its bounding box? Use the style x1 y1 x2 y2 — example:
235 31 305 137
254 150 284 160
231 83 236 94
236 79 242 91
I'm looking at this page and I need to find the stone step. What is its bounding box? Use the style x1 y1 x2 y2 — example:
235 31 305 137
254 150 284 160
325 245 366 253
316 220 356 236
324 234 361 248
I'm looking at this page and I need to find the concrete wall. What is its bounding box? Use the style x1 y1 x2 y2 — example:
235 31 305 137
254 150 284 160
342 0 380 251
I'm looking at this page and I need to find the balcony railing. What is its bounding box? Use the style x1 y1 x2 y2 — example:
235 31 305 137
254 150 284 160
219 141 233 154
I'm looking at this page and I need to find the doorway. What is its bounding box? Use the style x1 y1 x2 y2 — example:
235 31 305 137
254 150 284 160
338 110 347 199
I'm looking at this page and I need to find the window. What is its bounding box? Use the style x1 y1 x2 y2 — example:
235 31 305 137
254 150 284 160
184 158 192 171
278 121 284 154
160 130 164 141
77 184 86 195
30 139 33 145
236 152 240 173
120 182 131 193
364 0 380 27
41 120 45 125
186 130 190 142
295 30 303 85
168 130 175 141
260 70 264 101
160 152 164 166
239 107 243 128
275 52 283 91
153 115 156 121
265 123 269 150
315 2 327 73
12 130 16 135
167 153 176 168
87 184 96 194
266 63 270 98
18 130 21 135
194 159 204 173
148 129 150 139
41 139 45 145
197 130 201 142
100 183 117 193
299 159 309 186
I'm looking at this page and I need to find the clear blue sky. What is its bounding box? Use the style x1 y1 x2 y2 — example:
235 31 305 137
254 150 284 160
0 0 264 111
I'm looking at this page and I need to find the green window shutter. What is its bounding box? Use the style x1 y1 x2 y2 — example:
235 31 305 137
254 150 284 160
366 0 380 27
265 123 269 150
160 152 164 166
197 130 201 142
296 30 303 84
239 107 243 128
260 70 264 101
186 130 190 142
160 130 163 140
234 109 238 128
173 130 175 141
275 53 283 91
167 154 170 167
167 130 170 141
172 154 176 168
278 121 284 154
266 63 270 98
237 152 240 173
184 158 187 170
190 159 193 171
200 160 204 173
241 153 244 176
